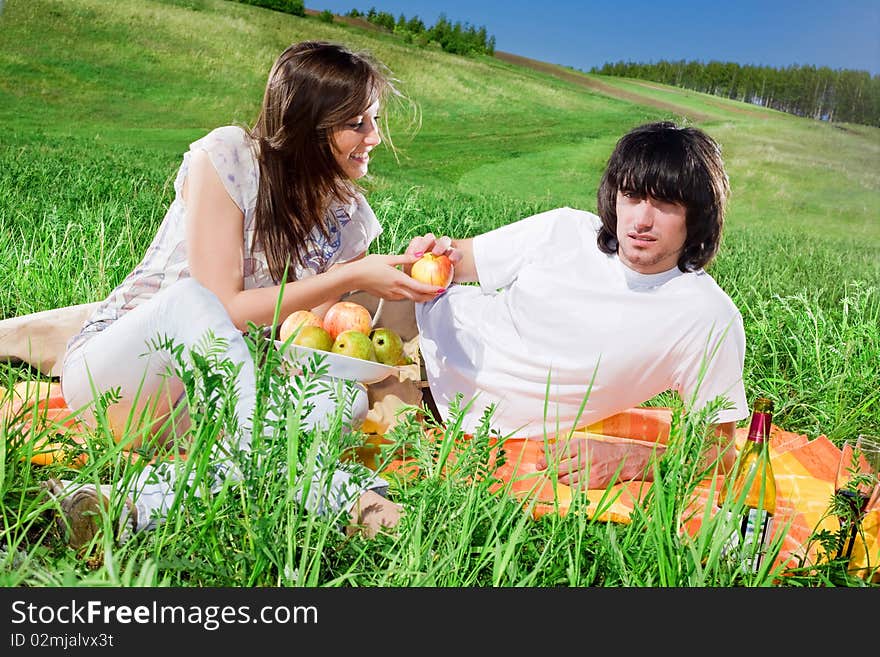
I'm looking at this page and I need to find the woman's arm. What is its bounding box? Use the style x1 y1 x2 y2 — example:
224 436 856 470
184 150 438 331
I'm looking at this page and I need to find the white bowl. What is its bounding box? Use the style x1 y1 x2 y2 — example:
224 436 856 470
275 340 400 384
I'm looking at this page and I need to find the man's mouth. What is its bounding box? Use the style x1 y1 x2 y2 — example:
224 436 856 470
628 232 656 243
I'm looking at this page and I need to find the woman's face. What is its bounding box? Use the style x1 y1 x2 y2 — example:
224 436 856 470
331 100 381 179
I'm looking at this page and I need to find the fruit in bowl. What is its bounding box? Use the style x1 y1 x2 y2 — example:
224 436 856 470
323 301 372 340
331 329 377 361
370 327 405 366
291 325 333 351
411 253 454 288
279 309 324 343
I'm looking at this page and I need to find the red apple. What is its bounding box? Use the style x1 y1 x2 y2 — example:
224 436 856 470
279 309 323 343
322 301 372 340
411 253 454 288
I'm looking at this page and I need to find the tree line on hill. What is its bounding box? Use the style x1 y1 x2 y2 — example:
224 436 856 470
232 3 879 127
232 2 495 57
346 7 495 56
235 0 306 17
592 60 880 127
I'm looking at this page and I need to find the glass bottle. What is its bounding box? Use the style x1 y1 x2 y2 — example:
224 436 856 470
720 396 776 572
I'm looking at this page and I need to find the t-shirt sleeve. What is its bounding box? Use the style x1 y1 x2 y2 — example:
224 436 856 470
332 194 382 264
675 311 749 425
183 126 257 214
474 207 578 292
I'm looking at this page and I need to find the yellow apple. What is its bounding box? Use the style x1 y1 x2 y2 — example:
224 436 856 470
292 325 333 351
331 329 376 361
370 327 405 365
279 309 323 343
411 253 454 288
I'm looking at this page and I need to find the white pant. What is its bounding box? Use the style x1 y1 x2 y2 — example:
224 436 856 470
62 278 377 532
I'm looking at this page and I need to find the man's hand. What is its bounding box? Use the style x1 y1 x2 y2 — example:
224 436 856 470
346 489 403 538
536 437 664 489
535 424 734 489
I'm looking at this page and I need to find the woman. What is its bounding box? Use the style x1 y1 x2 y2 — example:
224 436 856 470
49 41 440 547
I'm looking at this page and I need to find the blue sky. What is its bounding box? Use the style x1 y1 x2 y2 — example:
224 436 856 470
314 0 880 75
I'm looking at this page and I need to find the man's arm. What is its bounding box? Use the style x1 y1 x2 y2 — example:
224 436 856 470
537 420 738 488
706 421 737 473
446 238 476 283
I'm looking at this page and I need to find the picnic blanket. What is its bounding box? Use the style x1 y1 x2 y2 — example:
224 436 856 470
4 380 876 580
359 408 878 578
1 302 876 580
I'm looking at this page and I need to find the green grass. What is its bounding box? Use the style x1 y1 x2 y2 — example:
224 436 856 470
1 0 878 587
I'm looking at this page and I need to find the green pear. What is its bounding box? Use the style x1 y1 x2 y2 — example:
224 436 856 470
331 329 377 361
370 327 405 366
292 325 333 351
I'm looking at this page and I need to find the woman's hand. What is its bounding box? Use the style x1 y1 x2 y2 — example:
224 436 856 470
340 253 442 302
535 437 664 489
405 233 476 283
346 489 403 538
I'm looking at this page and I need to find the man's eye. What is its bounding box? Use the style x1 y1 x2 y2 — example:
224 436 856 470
656 198 682 212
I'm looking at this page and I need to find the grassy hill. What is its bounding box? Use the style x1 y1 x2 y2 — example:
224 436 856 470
1 0 878 436
3 1 878 217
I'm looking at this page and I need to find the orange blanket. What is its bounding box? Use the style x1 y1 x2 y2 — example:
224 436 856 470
5 382 876 580
2 381 87 466
363 406 879 580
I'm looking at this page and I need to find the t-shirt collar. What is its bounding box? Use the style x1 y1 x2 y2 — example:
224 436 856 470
622 263 683 290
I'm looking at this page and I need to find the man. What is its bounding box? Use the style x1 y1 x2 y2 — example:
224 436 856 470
407 121 748 488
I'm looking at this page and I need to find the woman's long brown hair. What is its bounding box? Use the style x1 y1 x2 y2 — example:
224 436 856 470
248 41 396 282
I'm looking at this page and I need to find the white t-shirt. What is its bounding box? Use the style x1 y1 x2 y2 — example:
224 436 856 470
67 125 381 355
416 207 748 438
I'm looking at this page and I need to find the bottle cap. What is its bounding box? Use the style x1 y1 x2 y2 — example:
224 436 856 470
753 397 774 413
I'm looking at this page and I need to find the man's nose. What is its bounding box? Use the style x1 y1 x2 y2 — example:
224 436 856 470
633 200 655 231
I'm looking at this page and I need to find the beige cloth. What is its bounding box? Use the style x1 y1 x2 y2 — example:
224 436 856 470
342 292 425 435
